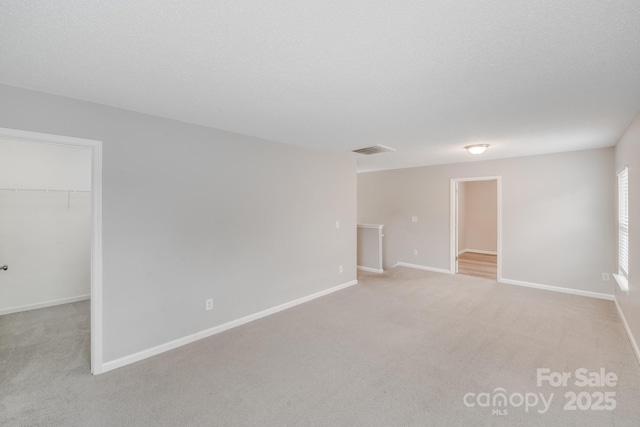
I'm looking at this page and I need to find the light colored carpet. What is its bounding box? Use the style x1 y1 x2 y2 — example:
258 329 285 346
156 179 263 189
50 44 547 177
1 267 639 426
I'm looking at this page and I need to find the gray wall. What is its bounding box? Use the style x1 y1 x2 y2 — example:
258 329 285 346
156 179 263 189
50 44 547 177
614 112 640 353
0 84 357 363
358 148 616 294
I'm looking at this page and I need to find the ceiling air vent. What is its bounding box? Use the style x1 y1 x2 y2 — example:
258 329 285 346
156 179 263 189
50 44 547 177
352 144 396 155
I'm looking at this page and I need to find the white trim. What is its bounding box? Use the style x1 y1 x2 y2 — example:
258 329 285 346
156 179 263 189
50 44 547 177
0 294 90 316
451 176 503 182
500 278 614 301
613 273 629 295
450 176 502 280
357 223 384 229
394 262 452 275
357 266 383 273
450 180 457 274
101 279 358 373
0 127 100 147
497 179 502 282
89 141 103 375
0 127 103 375
455 179 459 273
614 299 640 366
458 249 498 256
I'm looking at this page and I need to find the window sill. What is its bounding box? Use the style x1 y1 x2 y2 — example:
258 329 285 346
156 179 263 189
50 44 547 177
613 273 629 295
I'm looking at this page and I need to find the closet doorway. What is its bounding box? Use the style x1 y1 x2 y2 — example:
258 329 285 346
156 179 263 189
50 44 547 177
0 127 103 374
450 177 502 280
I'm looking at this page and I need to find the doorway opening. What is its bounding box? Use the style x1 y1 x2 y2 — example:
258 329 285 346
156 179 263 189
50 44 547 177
0 127 103 374
450 176 502 280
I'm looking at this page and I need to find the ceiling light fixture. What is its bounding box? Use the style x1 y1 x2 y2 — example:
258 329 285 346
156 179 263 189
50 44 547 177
465 144 489 155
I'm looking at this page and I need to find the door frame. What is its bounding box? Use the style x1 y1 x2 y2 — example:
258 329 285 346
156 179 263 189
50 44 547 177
0 127 103 374
449 176 502 281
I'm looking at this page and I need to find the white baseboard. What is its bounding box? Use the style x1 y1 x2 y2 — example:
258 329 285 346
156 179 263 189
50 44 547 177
458 249 498 256
499 278 614 301
0 294 90 316
614 299 640 367
357 266 383 273
101 279 358 373
394 262 453 275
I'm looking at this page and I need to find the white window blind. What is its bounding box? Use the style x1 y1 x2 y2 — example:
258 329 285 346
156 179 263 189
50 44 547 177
618 167 629 278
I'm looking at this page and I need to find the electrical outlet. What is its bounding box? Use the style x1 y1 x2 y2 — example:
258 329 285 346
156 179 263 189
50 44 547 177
205 298 213 310
412 216 418 223
413 249 418 256
336 221 340 229
602 273 611 282
339 265 344 273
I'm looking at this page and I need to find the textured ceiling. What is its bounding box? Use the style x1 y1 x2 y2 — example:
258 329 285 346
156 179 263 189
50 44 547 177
1 0 639 171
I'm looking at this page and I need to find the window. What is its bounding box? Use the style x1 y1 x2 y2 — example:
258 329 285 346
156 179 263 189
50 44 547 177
615 167 629 292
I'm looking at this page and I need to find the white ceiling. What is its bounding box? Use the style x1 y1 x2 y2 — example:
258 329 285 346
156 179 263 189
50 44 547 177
1 1 639 172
